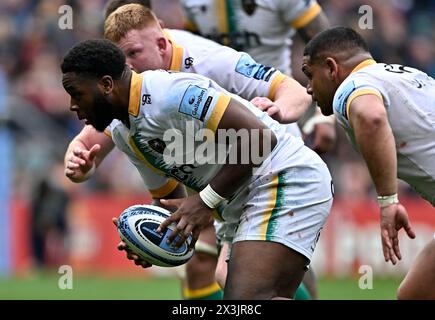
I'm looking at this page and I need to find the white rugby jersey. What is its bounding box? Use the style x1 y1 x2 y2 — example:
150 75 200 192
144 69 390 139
164 28 287 101
107 70 306 218
333 59 435 204
105 28 301 164
180 0 322 74
165 29 301 137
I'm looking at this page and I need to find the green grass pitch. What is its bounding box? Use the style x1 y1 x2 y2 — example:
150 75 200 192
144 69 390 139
0 273 401 300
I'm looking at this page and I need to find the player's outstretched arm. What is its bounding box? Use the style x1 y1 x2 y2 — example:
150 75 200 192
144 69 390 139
349 94 416 264
64 125 114 183
252 77 312 123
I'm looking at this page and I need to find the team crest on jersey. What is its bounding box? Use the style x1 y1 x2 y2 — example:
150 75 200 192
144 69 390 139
242 0 257 15
148 138 166 154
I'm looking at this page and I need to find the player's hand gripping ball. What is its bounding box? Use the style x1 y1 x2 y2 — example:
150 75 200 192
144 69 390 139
117 204 194 267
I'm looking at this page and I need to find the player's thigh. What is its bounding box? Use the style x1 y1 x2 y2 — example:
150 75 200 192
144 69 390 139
185 223 218 283
190 222 218 262
224 240 309 300
215 242 229 289
182 232 222 297
302 267 317 299
197 222 217 246
397 237 435 300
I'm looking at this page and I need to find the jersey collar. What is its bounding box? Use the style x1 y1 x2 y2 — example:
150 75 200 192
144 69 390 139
163 29 184 71
351 59 377 74
128 71 143 117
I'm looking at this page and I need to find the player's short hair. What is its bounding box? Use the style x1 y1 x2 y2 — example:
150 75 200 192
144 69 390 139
61 39 126 79
104 3 160 43
304 27 369 63
104 0 151 19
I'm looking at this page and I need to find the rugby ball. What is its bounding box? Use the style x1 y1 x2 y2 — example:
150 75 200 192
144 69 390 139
117 204 194 267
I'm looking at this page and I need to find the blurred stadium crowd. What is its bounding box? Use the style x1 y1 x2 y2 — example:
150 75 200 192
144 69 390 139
0 0 433 270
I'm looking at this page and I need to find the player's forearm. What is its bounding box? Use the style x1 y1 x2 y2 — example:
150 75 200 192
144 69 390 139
353 113 398 196
297 11 329 43
274 78 312 123
205 98 277 201
209 129 277 199
69 127 114 168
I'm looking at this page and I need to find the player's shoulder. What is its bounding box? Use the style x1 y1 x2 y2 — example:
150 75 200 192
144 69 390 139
341 62 428 90
333 64 383 118
141 69 198 82
166 28 238 64
345 64 381 85
166 28 220 48
140 69 212 103
353 62 428 79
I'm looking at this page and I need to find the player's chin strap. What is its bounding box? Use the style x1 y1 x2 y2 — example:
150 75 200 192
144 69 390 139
302 113 335 135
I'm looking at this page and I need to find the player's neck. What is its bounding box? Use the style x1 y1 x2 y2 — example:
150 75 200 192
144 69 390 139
164 39 174 70
340 53 373 80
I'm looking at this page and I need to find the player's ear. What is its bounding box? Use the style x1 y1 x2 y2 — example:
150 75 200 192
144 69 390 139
325 57 339 81
98 75 114 95
156 36 167 54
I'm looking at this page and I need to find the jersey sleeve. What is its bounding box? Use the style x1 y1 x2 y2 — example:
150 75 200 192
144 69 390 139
103 128 112 138
143 175 179 199
178 81 231 133
333 76 384 122
128 144 180 198
104 119 120 138
154 72 233 134
279 0 322 29
200 47 288 101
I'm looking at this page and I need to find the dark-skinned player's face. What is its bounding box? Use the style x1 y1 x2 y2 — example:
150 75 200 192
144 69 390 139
301 55 336 116
62 72 115 132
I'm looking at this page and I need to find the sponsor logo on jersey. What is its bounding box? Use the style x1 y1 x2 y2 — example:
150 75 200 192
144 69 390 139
148 138 166 154
179 85 208 121
142 94 152 105
184 57 194 69
235 54 276 81
201 96 213 121
170 164 196 182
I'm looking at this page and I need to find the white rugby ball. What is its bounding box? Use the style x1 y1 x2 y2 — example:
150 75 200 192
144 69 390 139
117 204 194 267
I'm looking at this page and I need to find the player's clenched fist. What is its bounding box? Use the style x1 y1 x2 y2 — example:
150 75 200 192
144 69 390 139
64 144 101 182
